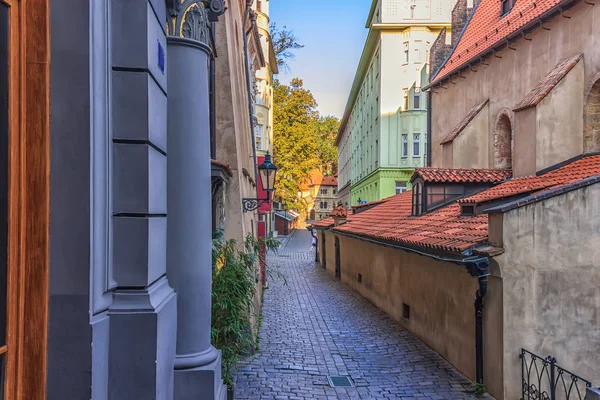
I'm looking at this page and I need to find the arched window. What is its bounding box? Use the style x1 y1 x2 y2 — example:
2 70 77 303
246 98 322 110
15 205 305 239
585 78 600 153
493 113 513 169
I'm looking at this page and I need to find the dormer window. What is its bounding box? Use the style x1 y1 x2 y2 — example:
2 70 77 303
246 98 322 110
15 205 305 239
461 204 476 217
410 168 513 216
501 0 516 16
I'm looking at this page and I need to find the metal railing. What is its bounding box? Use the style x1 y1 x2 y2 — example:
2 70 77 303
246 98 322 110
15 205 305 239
521 349 592 400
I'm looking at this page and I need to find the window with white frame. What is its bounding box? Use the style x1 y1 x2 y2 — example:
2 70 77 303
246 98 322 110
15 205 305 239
403 42 409 63
414 95 420 110
401 134 408 157
255 124 263 150
413 133 421 157
395 181 407 195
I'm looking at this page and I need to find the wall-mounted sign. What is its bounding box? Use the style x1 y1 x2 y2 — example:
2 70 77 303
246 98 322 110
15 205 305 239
157 41 165 74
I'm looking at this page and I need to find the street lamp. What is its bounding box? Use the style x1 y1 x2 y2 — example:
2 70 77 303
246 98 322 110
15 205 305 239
242 152 278 213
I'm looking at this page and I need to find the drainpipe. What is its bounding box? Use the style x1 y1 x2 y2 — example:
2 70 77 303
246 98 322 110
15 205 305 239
210 21 216 160
242 1 260 200
463 256 490 385
426 91 432 167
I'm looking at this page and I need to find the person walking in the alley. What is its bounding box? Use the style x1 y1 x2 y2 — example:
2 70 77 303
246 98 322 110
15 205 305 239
310 235 316 251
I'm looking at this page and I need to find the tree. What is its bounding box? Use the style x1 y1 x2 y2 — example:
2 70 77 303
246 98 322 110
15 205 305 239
315 116 340 176
270 23 304 73
272 79 340 210
273 78 320 209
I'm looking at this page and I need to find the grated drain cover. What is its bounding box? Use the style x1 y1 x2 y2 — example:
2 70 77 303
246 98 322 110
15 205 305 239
328 376 353 388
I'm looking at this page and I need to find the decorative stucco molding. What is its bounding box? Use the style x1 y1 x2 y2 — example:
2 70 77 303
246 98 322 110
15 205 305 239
166 0 225 43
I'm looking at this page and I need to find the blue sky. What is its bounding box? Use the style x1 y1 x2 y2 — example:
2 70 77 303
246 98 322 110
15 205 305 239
270 0 370 118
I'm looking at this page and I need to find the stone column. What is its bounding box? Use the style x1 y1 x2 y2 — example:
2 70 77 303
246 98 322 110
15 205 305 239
166 1 226 399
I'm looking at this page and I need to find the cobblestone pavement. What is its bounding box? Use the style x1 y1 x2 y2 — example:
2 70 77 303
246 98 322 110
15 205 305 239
234 247 479 399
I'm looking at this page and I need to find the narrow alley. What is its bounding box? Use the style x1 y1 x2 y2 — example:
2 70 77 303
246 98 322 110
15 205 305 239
234 230 478 400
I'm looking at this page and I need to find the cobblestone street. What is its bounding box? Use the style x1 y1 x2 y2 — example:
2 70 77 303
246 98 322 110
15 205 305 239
234 230 478 399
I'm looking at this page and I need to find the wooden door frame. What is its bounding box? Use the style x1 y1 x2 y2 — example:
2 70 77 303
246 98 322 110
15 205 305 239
4 0 50 399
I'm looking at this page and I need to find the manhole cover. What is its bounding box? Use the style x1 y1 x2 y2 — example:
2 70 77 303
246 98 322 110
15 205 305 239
328 376 353 388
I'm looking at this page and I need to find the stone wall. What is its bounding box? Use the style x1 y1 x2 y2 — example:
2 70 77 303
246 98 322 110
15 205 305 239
430 1 600 173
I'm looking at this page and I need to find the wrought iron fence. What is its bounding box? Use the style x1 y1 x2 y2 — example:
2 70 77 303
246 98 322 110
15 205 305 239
521 349 592 400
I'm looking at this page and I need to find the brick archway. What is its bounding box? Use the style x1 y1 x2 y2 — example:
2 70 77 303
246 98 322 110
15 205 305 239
493 112 513 169
584 76 600 153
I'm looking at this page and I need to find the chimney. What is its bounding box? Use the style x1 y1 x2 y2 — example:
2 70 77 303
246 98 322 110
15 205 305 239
451 0 474 48
330 203 348 227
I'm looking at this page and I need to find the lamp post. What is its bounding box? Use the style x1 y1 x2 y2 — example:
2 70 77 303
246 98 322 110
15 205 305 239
242 152 278 212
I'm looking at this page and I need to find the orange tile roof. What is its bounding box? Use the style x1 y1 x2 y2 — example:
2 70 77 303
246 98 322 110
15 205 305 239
513 53 583 112
321 176 338 186
440 99 489 144
334 191 487 253
413 167 512 184
351 198 391 212
460 154 600 205
312 217 335 228
333 154 600 254
433 0 568 84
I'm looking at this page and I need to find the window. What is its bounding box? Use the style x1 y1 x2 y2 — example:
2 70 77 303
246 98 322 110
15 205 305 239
255 125 263 150
333 188 337 195
414 95 420 110
425 184 464 209
395 181 407 195
320 202 324 208
501 0 515 16
413 133 421 157
321 188 328 195
324 202 328 209
412 181 423 215
403 42 409 63
401 134 408 157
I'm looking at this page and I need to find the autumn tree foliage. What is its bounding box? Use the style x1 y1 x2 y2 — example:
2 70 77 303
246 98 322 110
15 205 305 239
272 78 339 210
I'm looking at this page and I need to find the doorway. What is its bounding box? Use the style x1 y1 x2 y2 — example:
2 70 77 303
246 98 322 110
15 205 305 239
335 237 341 279
321 232 326 269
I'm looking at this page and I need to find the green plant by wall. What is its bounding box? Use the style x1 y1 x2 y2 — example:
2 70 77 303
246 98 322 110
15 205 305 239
472 381 487 397
211 231 283 388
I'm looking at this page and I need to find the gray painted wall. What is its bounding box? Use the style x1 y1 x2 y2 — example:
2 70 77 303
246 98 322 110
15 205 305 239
48 0 177 399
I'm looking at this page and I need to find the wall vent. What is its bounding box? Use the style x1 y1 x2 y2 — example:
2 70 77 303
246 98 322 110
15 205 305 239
358 273 362 283
403 303 411 319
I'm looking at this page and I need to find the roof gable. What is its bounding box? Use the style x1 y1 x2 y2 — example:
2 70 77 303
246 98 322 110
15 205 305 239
440 99 489 144
513 53 583 112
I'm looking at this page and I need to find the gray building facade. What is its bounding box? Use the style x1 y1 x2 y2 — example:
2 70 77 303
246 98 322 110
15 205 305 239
47 0 226 398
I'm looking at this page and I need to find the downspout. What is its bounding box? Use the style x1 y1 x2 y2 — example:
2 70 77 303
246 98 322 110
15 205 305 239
210 21 217 160
426 91 432 167
335 231 490 386
242 1 260 200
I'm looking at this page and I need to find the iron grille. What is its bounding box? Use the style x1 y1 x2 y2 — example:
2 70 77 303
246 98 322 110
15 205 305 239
328 376 353 388
521 349 592 400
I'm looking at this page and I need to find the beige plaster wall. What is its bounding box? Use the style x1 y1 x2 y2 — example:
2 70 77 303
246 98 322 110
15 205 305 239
513 107 537 177
497 183 600 400
536 61 584 172
431 1 600 172
328 233 504 399
449 102 490 168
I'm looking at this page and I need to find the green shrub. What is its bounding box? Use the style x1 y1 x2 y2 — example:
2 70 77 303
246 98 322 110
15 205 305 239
211 231 282 388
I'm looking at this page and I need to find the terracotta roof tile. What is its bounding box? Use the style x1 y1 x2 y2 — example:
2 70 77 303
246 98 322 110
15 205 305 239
351 198 391 211
513 54 583 112
412 167 512 183
333 155 600 254
440 99 489 144
312 217 335 228
433 0 568 84
460 154 600 205
321 176 338 186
